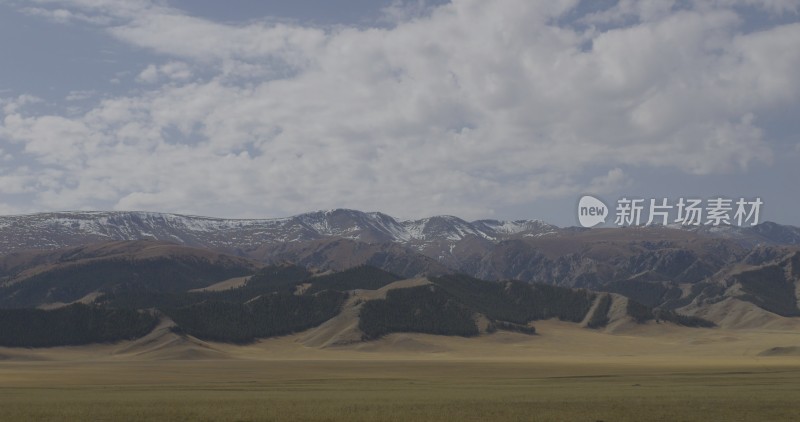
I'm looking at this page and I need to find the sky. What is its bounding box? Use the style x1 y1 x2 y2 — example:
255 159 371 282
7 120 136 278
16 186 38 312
0 0 799 226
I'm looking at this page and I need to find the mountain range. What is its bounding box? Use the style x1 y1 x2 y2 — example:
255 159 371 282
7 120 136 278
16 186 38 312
3 209 800 278
0 240 710 348
1 209 799 347
0 209 558 255
3 209 799 256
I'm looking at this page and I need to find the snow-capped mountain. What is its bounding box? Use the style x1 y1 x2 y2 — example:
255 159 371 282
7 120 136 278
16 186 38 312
3 209 799 285
0 209 558 257
3 210 800 329
672 221 800 247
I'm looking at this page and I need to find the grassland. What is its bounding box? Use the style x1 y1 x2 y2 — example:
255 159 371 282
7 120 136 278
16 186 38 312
1 320 799 421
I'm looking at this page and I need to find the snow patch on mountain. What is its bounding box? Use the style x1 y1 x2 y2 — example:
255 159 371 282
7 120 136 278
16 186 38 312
0 209 561 255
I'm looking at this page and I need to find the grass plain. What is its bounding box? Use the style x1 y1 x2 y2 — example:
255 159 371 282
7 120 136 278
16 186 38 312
1 320 799 421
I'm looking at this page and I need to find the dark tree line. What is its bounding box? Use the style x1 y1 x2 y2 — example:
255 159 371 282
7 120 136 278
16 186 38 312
603 279 682 309
304 265 400 294
0 304 158 347
0 257 253 309
586 294 612 329
735 265 800 317
431 274 595 324
359 285 479 340
654 309 715 327
244 264 313 293
0 261 715 347
166 290 347 343
625 298 653 323
98 265 401 344
491 320 537 335
101 264 318 309
101 264 401 321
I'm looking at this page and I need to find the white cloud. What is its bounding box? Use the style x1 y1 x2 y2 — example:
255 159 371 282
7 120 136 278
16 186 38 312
380 0 440 24
136 64 159 84
136 61 193 84
1 0 798 219
588 168 631 194
582 0 800 24
0 202 25 215
21 6 113 25
65 90 97 101
1 94 43 115
0 173 36 194
709 0 800 14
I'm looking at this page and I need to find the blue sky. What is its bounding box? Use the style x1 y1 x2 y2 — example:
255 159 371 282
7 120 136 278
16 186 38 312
0 0 799 226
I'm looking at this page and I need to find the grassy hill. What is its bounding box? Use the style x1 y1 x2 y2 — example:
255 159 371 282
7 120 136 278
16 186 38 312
0 242 723 347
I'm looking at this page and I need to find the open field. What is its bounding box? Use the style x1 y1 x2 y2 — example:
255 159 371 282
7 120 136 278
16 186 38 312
2 359 799 421
1 321 799 421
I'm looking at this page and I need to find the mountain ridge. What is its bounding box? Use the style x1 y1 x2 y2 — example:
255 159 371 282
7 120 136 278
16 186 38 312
3 208 798 256
2 209 800 327
0 209 558 254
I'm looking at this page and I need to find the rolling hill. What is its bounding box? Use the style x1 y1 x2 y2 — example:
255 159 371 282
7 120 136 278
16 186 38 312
1 209 799 348
0 248 714 348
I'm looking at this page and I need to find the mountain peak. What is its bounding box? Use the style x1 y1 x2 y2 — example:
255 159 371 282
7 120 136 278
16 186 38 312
0 209 557 255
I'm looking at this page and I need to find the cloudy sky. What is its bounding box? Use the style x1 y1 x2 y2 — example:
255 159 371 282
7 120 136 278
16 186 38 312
0 0 799 226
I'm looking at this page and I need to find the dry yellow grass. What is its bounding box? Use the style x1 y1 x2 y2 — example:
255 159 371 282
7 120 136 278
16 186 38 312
188 276 251 292
1 320 800 421
1 358 799 421
2 317 800 361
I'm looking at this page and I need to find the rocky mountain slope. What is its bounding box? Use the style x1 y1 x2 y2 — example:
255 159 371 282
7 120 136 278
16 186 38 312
1 209 799 332
0 209 557 255
0 240 262 309
3 208 799 278
0 257 710 348
3 209 798 257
